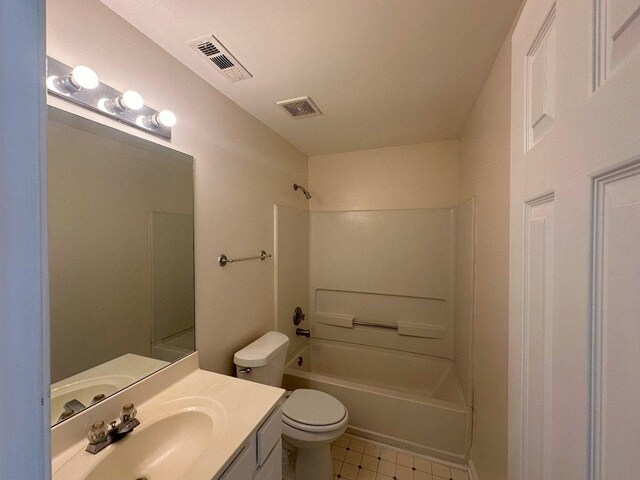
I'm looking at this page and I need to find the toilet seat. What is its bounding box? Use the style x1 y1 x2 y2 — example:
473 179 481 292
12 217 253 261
282 389 347 433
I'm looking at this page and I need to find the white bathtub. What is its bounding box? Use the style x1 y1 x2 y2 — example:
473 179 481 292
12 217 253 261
283 339 470 463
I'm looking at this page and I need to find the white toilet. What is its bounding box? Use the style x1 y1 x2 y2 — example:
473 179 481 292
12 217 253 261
234 331 348 480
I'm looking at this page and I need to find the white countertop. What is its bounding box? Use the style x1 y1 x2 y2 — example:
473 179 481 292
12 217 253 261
51 353 285 479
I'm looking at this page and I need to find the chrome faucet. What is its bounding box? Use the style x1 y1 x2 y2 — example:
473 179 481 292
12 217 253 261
57 399 86 422
296 328 311 338
85 403 140 454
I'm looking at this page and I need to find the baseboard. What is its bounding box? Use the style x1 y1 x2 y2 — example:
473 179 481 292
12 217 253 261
468 459 479 480
346 426 469 469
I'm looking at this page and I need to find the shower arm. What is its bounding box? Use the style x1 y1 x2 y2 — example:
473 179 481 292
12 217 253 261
293 183 312 199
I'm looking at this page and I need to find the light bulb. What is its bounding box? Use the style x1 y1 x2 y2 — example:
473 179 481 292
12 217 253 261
156 110 176 127
120 90 144 111
139 109 177 129
47 65 99 95
70 66 99 90
46 76 60 92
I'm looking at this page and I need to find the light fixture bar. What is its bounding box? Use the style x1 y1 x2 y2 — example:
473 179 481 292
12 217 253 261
46 57 173 141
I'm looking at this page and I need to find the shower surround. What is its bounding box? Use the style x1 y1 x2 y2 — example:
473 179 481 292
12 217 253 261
274 204 475 461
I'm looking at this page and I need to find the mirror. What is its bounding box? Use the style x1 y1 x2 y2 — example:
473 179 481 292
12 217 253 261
47 107 195 426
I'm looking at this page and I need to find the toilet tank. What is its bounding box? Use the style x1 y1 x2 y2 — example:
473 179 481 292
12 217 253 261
234 331 289 387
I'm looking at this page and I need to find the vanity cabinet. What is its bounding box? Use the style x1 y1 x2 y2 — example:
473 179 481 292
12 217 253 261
218 406 282 480
253 439 282 480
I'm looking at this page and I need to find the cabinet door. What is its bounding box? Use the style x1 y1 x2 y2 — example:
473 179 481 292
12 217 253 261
218 442 256 480
253 439 282 480
257 407 282 466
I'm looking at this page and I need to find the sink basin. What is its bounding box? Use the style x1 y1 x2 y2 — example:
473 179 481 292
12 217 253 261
53 398 226 480
86 410 213 480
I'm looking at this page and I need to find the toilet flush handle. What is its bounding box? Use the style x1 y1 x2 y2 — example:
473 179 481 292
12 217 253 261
239 367 252 374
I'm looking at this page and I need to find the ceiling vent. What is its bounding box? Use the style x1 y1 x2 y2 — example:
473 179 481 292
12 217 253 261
277 97 322 119
188 34 252 82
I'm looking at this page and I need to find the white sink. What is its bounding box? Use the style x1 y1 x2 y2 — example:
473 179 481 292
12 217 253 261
53 397 226 480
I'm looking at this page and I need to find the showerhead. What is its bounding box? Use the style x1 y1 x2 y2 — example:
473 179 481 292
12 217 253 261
293 183 312 199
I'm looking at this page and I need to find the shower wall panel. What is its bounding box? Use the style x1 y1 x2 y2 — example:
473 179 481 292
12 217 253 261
309 209 455 358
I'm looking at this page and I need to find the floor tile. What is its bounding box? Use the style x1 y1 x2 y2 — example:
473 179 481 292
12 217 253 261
375 474 393 480
380 447 397 463
340 462 359 480
358 469 377 480
349 439 366 453
414 457 432 473
364 443 382 458
345 450 364 466
395 464 414 480
397 452 414 467
332 445 347 461
414 471 434 480
334 435 350 448
361 454 379 471
377 459 396 477
323 433 468 480
432 463 451 478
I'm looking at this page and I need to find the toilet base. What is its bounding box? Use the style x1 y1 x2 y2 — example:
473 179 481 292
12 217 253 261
282 421 347 480
294 443 333 480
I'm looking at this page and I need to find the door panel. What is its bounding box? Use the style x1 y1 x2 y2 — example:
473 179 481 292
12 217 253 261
523 195 554 480
510 0 640 478
595 0 640 83
591 162 640 479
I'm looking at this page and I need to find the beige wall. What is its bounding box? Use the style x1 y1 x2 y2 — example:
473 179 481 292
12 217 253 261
47 0 308 375
458 41 511 479
309 141 460 211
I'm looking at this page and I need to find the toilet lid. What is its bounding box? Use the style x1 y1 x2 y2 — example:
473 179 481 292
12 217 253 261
283 389 346 426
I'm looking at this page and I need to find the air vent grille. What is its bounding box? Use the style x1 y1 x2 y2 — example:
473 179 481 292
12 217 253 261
210 54 234 70
197 41 220 56
277 97 322 118
188 34 252 82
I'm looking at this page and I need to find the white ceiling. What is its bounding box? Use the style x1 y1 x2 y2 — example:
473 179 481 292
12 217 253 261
100 0 521 155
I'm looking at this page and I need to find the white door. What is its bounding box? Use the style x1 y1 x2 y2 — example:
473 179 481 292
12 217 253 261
509 0 640 478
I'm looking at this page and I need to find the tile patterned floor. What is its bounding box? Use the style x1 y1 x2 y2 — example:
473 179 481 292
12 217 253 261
329 434 469 480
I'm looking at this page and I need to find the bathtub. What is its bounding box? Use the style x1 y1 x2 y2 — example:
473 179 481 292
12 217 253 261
282 339 470 463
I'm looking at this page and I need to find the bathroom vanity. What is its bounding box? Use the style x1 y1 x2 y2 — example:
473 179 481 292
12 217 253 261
51 353 285 480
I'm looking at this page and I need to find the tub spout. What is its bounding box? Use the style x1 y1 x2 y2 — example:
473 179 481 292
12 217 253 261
296 328 311 338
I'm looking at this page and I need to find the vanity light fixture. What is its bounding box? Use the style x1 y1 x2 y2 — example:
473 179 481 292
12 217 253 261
46 65 99 94
46 56 175 140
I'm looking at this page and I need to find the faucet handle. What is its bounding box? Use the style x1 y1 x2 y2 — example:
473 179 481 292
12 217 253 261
120 403 137 423
87 420 108 445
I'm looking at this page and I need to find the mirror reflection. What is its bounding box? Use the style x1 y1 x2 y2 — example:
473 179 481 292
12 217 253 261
47 107 195 426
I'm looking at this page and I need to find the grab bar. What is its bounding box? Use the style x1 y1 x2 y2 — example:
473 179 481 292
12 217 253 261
218 250 272 267
352 320 398 330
